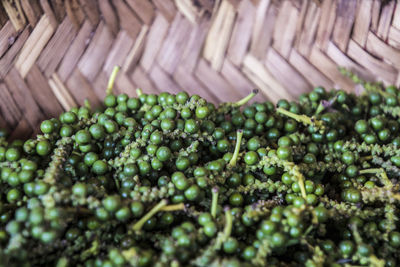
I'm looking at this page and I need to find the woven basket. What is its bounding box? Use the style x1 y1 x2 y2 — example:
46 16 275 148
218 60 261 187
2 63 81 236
0 0 399 139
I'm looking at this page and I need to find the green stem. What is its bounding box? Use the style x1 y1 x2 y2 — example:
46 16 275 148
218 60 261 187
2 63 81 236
277 108 310 124
359 168 382 174
211 187 219 218
315 102 325 115
276 107 308 122
340 67 390 100
285 161 307 199
276 107 325 131
121 247 139 262
298 173 307 199
80 239 99 260
360 155 373 162
381 171 393 187
349 224 362 244
233 89 259 107
136 88 143 96
369 255 385 267
84 99 91 111
303 225 314 236
160 203 185 212
106 66 120 95
114 177 120 190
223 208 233 239
56 257 69 267
228 130 243 167
315 94 337 115
350 224 385 267
359 168 392 187
132 199 168 231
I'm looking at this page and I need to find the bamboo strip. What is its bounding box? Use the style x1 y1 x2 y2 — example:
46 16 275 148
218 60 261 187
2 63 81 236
14 15 55 78
0 0 400 135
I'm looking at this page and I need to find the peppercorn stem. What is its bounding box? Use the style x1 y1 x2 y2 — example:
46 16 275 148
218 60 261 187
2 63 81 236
233 89 259 107
211 187 219 218
379 170 391 186
342 67 390 99
132 199 168 231
276 107 309 122
360 155 373 162
84 99 91 111
228 130 243 167
121 248 138 262
223 208 233 239
369 255 385 267
297 174 307 199
277 107 325 131
349 224 385 266
56 257 68 267
136 88 143 96
315 95 337 115
360 168 392 187
160 203 185 212
286 162 307 198
114 177 120 190
349 223 362 244
106 66 120 95
359 168 382 174
303 225 314 236
315 102 325 115
80 239 99 260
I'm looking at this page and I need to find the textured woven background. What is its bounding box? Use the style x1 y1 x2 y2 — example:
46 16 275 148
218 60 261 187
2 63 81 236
0 0 400 139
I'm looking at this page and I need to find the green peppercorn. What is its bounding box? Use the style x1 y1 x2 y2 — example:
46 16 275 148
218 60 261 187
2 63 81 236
203 222 217 237
244 151 259 165
36 141 51 156
92 160 108 175
40 120 54 134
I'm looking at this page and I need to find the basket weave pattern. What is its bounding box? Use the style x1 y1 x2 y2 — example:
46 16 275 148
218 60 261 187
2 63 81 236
0 0 399 139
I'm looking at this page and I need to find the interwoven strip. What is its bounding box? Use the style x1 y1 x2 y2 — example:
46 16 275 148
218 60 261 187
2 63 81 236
0 0 399 137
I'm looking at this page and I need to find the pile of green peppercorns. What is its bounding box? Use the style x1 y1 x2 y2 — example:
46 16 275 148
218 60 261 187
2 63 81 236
1 68 400 267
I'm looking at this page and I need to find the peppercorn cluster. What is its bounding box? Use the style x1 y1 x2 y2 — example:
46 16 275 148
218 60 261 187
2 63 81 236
1 70 400 267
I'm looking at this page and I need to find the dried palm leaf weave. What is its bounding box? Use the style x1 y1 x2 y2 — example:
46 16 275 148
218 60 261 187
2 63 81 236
0 0 399 139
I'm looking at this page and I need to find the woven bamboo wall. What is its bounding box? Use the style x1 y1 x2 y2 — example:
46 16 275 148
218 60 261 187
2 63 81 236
0 0 399 139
